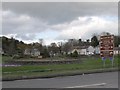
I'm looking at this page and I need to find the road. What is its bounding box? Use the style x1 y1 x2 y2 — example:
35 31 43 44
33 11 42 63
2 71 118 88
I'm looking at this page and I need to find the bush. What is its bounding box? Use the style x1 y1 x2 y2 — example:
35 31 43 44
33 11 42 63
69 50 79 58
12 54 21 59
72 50 78 58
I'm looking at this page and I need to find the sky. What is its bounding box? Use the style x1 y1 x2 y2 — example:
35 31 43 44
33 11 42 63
1 2 118 45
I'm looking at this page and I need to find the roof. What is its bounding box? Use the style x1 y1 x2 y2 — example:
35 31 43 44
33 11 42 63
72 45 90 49
114 47 120 50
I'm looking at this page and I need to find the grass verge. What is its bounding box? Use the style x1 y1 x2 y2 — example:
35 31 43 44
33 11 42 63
2 56 119 81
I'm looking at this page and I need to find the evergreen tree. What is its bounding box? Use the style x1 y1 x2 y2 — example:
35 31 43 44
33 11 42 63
72 50 78 57
91 35 99 47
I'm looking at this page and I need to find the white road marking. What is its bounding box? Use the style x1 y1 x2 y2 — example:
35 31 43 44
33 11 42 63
65 83 107 88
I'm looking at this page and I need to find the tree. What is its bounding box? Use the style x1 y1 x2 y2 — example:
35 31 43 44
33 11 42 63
114 36 120 47
72 50 78 58
78 39 82 45
62 42 71 54
8 37 17 56
58 42 63 54
91 35 99 47
101 32 111 36
43 48 49 58
86 39 90 44
48 42 59 54
2 37 9 54
68 39 74 47
39 39 43 46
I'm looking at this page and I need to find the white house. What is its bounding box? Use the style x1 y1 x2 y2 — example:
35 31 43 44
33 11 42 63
31 49 40 56
114 47 119 55
24 48 31 55
80 48 87 55
94 46 100 54
68 48 87 55
68 46 95 55
68 45 120 56
71 49 80 54
86 46 95 55
24 48 40 56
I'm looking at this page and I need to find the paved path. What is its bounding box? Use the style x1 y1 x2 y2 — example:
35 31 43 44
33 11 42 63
2 71 118 88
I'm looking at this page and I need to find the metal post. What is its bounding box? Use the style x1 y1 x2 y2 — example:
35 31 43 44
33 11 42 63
103 60 105 68
102 57 106 68
112 56 114 67
112 59 114 67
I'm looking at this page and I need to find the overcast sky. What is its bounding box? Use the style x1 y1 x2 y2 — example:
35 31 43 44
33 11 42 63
2 2 118 45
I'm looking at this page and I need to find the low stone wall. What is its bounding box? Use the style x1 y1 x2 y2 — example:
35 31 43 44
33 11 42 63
5 59 82 65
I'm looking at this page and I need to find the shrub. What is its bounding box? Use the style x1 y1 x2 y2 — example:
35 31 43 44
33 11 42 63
72 50 78 58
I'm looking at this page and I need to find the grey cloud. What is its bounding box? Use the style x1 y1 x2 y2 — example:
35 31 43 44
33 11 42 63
2 2 118 25
2 2 118 43
2 10 49 35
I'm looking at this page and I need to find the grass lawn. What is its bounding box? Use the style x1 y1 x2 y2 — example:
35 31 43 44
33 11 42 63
2 56 119 80
1 55 13 63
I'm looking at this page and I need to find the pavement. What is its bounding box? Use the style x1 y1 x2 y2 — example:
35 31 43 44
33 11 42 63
2 71 118 88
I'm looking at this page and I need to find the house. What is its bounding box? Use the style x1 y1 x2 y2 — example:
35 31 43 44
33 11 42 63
94 46 100 55
79 46 95 55
68 46 84 55
86 46 95 55
114 47 120 55
68 48 81 55
68 46 95 55
31 49 40 56
68 44 120 56
24 48 31 55
24 48 40 56
80 48 87 55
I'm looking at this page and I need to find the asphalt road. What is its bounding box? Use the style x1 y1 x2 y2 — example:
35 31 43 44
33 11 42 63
2 71 118 88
